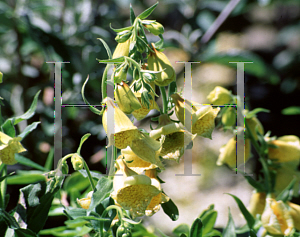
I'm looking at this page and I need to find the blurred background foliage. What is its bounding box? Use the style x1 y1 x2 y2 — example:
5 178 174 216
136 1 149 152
0 0 300 234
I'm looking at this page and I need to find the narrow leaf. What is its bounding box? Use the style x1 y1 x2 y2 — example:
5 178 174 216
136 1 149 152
1 119 15 137
161 197 179 221
154 34 164 49
238 171 265 192
249 229 257 237
97 38 112 59
109 24 133 33
276 177 297 202
15 154 47 171
18 122 40 140
222 208 236 237
97 57 125 63
245 108 270 118
226 193 255 229
0 172 15 183
281 106 300 115
130 4 136 25
190 218 203 237
137 2 159 20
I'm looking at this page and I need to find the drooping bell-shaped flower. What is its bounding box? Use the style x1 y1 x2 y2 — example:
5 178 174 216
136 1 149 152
77 191 93 210
112 40 130 59
207 86 233 105
149 114 196 162
288 202 300 231
171 93 220 139
120 147 158 174
261 198 294 236
145 169 169 216
216 137 251 168
0 131 26 165
267 135 300 163
111 159 161 218
102 97 139 149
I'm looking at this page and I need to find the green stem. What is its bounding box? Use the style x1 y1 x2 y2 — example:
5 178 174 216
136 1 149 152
101 65 109 100
0 164 7 208
100 205 124 237
159 86 168 114
83 160 96 191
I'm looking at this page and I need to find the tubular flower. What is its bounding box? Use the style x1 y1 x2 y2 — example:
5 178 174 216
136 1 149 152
130 132 165 170
0 132 26 165
147 48 176 87
115 82 141 114
171 93 220 139
261 198 294 236
207 86 233 105
120 147 158 174
131 82 160 120
112 40 130 59
246 116 264 141
216 137 251 168
77 191 93 210
222 107 236 127
288 202 300 230
248 192 267 217
102 97 139 149
145 169 169 216
267 135 300 163
149 114 196 162
111 159 161 218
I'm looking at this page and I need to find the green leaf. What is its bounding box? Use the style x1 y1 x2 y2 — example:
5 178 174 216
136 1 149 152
14 228 38 237
44 147 54 171
12 90 41 125
238 172 265 192
77 133 91 154
14 154 47 171
81 75 102 115
97 57 125 64
281 106 300 115
204 229 222 237
0 209 20 229
222 208 236 237
130 4 136 25
63 172 90 193
200 209 218 235
17 122 40 140
7 171 46 185
0 172 14 183
226 193 255 229
94 197 116 231
137 2 159 20
245 108 270 118
78 170 102 180
87 177 113 213
64 219 89 228
109 24 133 33
202 51 267 78
161 197 179 221
276 177 297 202
249 229 257 237
190 218 203 237
173 224 189 237
97 38 112 59
1 119 16 137
0 72 3 83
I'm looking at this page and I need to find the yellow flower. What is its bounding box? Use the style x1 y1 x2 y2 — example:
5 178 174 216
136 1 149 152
246 116 264 141
261 198 294 236
112 159 161 218
171 93 220 139
102 98 139 149
0 132 26 165
131 82 160 120
288 202 300 230
112 40 130 59
248 192 267 218
147 49 176 87
144 22 164 35
207 86 233 105
120 148 158 174
149 114 196 162
222 107 236 127
115 82 141 114
145 169 169 216
77 191 93 209
216 137 251 168
268 135 300 163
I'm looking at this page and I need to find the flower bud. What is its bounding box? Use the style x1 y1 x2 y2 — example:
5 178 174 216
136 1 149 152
222 107 236 127
216 137 251 168
144 22 164 35
77 191 93 209
102 98 139 149
207 86 233 105
112 40 130 59
268 135 300 162
288 202 300 230
261 198 294 236
148 49 176 87
115 82 141 114
112 65 127 84
246 116 264 141
115 30 131 43
71 153 84 171
0 132 26 165
247 192 267 217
